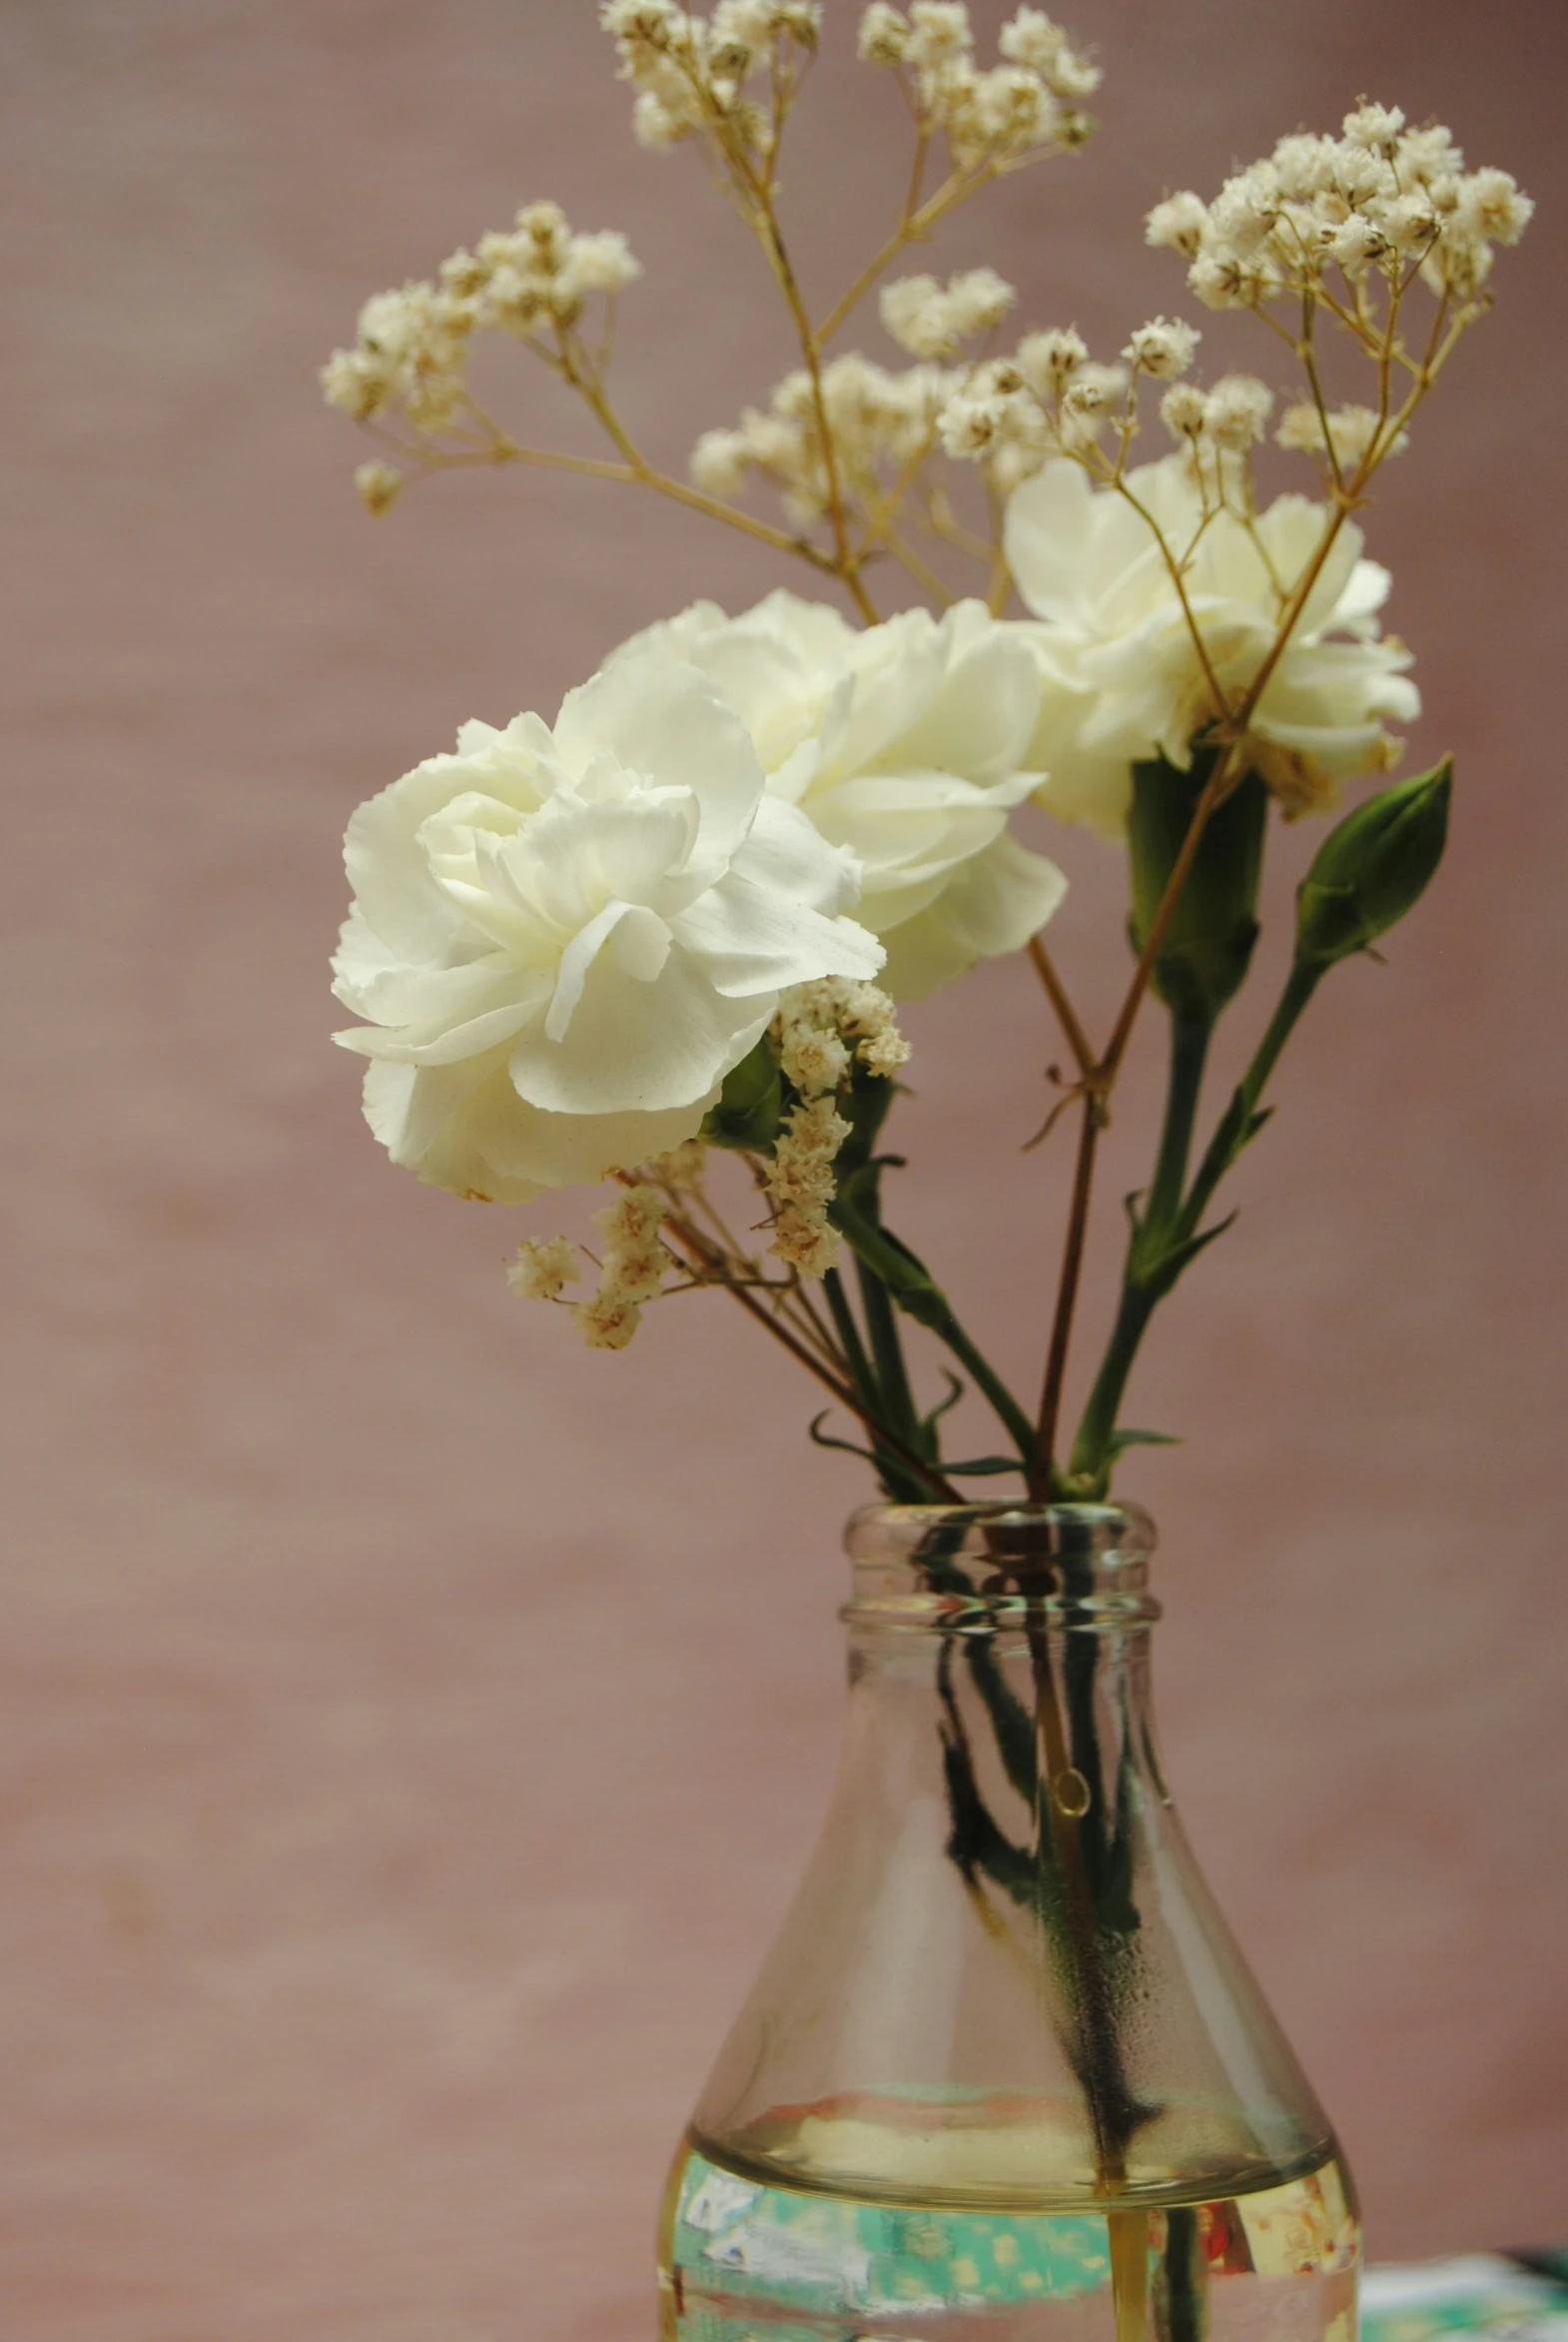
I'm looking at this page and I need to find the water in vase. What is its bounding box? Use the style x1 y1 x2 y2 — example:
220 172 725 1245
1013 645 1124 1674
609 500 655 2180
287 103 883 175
658 2098 1360 2342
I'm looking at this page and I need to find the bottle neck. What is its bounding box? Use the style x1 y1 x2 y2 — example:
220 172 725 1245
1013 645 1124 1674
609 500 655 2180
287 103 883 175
844 1500 1161 1659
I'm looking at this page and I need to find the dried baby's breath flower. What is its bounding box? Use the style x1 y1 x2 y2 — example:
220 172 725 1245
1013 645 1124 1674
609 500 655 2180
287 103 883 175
1453 166 1534 246
1276 401 1407 467
1202 373 1272 449
1124 317 1200 381
1159 382 1207 439
1341 99 1405 155
689 425 752 498
1145 191 1208 257
858 3 910 63
881 267 1016 359
1017 326 1087 396
905 0 973 70
999 6 1099 95
354 460 403 515
1270 133 1339 201
508 1235 581 1303
767 1094 852 1278
568 1184 673 1348
643 1140 708 1186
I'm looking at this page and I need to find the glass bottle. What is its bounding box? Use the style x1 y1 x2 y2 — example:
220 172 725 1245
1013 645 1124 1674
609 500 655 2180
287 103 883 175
658 1503 1359 2342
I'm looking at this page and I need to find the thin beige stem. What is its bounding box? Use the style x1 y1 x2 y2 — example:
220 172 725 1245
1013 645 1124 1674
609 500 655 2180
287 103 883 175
1027 938 1096 1081
885 531 955 606
813 156 989 351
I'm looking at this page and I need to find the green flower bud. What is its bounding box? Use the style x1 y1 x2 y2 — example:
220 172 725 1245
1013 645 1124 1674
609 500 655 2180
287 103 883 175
1129 747 1267 1024
700 1035 784 1152
1294 759 1452 967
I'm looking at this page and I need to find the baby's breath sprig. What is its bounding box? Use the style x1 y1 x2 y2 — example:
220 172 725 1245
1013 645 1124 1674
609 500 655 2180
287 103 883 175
323 4 1101 625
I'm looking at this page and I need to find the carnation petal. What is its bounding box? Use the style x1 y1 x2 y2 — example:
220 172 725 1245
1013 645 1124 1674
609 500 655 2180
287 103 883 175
552 653 763 869
670 870 883 998
507 941 770 1117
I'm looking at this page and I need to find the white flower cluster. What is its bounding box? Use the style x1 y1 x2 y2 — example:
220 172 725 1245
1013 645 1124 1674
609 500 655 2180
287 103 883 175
1274 400 1407 470
441 202 642 332
764 979 907 1279
574 1184 672 1348
1004 455 1420 833
600 0 823 152
506 1185 673 1349
334 646 881 1206
322 280 472 433
321 202 641 457
934 330 1131 491
336 595 1062 1209
615 591 1066 999
775 976 911 1096
858 4 1098 168
690 353 959 525
880 268 1016 360
1146 106 1532 316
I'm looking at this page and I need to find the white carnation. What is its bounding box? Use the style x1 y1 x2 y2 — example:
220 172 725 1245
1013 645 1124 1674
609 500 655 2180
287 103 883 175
613 590 1066 1001
334 654 882 1203
1003 456 1421 837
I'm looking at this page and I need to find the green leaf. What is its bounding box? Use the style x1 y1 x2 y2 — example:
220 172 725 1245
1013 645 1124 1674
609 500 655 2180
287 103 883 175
944 1455 1030 1477
1105 1428 1182 1459
1131 1208 1239 1301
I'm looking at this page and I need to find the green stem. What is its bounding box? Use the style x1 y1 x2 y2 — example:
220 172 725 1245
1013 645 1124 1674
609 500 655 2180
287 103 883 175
856 1251 920 1450
1070 957 1325 1491
1145 1014 1211 1236
1069 1281 1159 1491
928 1310 1038 1462
1179 957 1323 1236
821 1264 929 1503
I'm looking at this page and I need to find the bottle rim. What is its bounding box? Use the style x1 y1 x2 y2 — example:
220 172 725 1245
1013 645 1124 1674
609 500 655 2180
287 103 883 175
843 1501 1161 1633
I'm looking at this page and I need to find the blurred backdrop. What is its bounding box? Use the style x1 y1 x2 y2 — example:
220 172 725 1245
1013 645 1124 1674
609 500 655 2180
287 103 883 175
3 1 1566 2335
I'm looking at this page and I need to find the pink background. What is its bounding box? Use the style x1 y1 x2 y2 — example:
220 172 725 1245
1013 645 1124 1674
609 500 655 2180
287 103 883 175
4 2 1566 2334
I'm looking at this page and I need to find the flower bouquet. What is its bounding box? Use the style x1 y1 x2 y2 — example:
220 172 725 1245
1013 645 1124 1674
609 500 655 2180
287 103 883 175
323 8 1529 2336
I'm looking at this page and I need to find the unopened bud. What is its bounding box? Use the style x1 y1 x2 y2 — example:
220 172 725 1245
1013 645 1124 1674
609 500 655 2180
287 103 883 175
1294 759 1452 966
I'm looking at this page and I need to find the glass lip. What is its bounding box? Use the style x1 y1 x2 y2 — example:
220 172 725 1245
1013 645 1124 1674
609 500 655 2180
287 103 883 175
846 1499 1157 1561
843 1500 1161 1633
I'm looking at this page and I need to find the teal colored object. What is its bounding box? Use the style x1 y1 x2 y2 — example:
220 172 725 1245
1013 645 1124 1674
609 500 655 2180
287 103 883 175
670 2145 1112 2320
1361 2254 1568 2342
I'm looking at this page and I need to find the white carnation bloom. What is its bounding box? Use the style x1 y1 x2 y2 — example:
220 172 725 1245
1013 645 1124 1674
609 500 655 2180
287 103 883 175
334 655 882 1202
614 590 1065 1000
1004 456 1420 837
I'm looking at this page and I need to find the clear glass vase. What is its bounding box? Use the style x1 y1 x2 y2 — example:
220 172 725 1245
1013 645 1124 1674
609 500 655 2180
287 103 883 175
658 1503 1359 2342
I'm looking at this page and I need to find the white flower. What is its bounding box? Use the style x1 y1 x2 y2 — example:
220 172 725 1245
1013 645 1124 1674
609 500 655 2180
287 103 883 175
1123 317 1200 380
354 460 402 515
1341 100 1404 154
858 2 910 63
1453 166 1534 247
561 229 643 297
881 268 1014 360
613 591 1066 1000
689 426 752 498
334 654 882 1203
1004 456 1421 836
1203 373 1272 449
1017 326 1087 395
508 1234 580 1301
1145 191 1209 257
